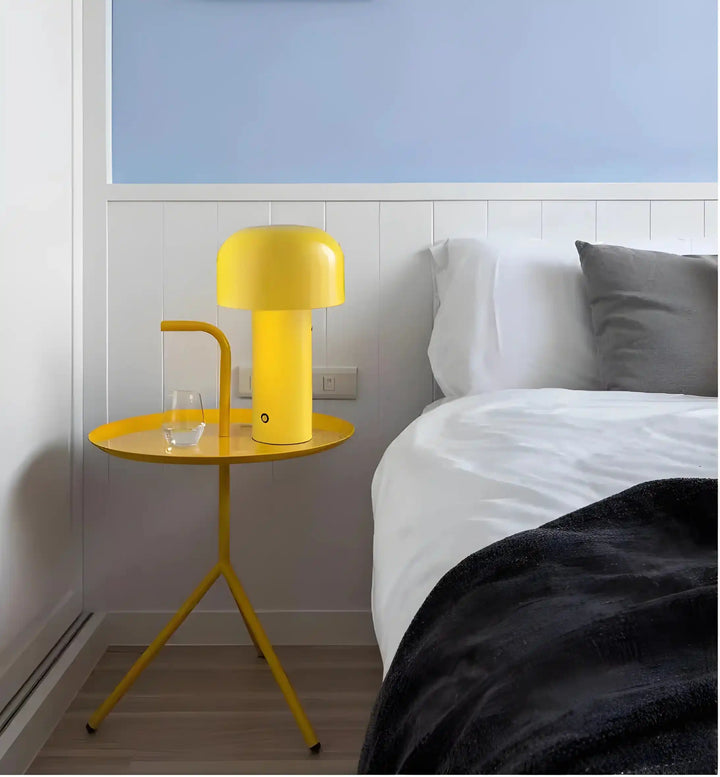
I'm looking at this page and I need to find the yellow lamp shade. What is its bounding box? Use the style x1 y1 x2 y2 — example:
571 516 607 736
216 225 345 446
217 225 344 311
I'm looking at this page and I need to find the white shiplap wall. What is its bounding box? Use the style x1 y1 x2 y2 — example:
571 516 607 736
85 190 717 644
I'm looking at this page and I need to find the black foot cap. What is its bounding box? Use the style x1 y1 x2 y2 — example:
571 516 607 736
85 723 96 734
310 743 321 755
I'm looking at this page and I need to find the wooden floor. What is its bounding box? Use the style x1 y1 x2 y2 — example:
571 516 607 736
30 645 383 774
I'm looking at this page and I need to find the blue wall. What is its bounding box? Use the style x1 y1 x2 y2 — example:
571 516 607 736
112 0 717 183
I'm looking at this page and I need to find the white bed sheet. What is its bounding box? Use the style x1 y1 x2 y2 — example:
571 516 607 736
371 389 717 670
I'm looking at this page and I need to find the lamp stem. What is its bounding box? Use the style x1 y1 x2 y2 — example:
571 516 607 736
251 310 312 444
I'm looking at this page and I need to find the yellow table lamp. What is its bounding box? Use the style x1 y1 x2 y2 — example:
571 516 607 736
217 225 344 445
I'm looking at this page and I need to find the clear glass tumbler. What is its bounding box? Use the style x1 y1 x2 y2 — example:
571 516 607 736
162 390 206 447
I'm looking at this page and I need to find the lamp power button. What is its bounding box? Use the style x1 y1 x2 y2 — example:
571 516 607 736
260 413 269 423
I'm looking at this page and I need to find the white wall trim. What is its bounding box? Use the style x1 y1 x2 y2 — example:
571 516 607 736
0 593 80 717
105 610 376 647
105 182 717 203
71 0 85 616
82 0 111 616
0 614 107 775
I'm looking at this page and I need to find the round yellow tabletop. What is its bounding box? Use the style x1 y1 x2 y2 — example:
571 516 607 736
89 408 354 465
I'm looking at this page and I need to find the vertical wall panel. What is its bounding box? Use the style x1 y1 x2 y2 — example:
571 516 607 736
324 201 381 606
162 202 219 407
487 200 542 238
433 201 488 243
270 202 383 609
101 455 230 611
650 200 704 240
596 201 650 242
159 203 224 610
541 200 596 241
324 201 381 426
270 201 325 228
217 201 270 408
107 201 164 420
269 202 380 610
217 201 270 242
704 200 718 240
270 201 327 365
379 202 434 444
105 202 218 613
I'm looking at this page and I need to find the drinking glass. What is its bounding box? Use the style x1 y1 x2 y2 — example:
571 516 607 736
162 390 206 447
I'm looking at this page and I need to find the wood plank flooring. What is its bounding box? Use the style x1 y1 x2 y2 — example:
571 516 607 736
30 645 382 774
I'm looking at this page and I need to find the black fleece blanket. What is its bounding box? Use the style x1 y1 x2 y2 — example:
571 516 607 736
359 478 718 774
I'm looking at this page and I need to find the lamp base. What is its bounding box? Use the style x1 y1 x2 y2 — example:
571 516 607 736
251 309 312 445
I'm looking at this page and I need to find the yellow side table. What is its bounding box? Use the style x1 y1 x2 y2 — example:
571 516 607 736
85 321 354 753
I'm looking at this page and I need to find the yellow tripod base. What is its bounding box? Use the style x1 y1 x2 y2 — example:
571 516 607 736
86 562 320 752
86 465 320 753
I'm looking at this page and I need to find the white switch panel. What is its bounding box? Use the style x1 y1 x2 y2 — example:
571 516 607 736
235 366 357 399
236 368 252 396
322 375 335 392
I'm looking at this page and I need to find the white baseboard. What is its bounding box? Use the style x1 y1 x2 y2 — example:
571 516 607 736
0 614 107 775
105 610 376 646
0 591 81 715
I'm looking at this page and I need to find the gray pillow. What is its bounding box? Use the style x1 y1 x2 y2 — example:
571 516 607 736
575 241 717 397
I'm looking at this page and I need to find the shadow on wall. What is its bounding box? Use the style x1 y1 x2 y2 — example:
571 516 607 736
0 444 72 659
6 445 71 583
8 443 71 567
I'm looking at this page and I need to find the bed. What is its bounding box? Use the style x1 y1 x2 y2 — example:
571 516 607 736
372 388 717 671
360 237 718 774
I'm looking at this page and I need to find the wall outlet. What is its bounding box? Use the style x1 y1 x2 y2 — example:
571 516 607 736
235 366 357 399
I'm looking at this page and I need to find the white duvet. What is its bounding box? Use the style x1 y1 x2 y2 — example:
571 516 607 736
371 389 717 670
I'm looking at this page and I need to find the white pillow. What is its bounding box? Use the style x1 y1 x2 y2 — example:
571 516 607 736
428 236 716 398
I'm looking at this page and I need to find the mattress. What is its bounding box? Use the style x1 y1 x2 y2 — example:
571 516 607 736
371 388 718 670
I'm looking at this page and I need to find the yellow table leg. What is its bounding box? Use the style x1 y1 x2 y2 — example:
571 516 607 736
222 562 320 752
217 464 264 660
217 464 320 752
87 462 320 753
86 563 221 732
235 597 265 659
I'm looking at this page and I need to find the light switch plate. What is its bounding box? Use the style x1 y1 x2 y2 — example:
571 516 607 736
235 366 358 400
